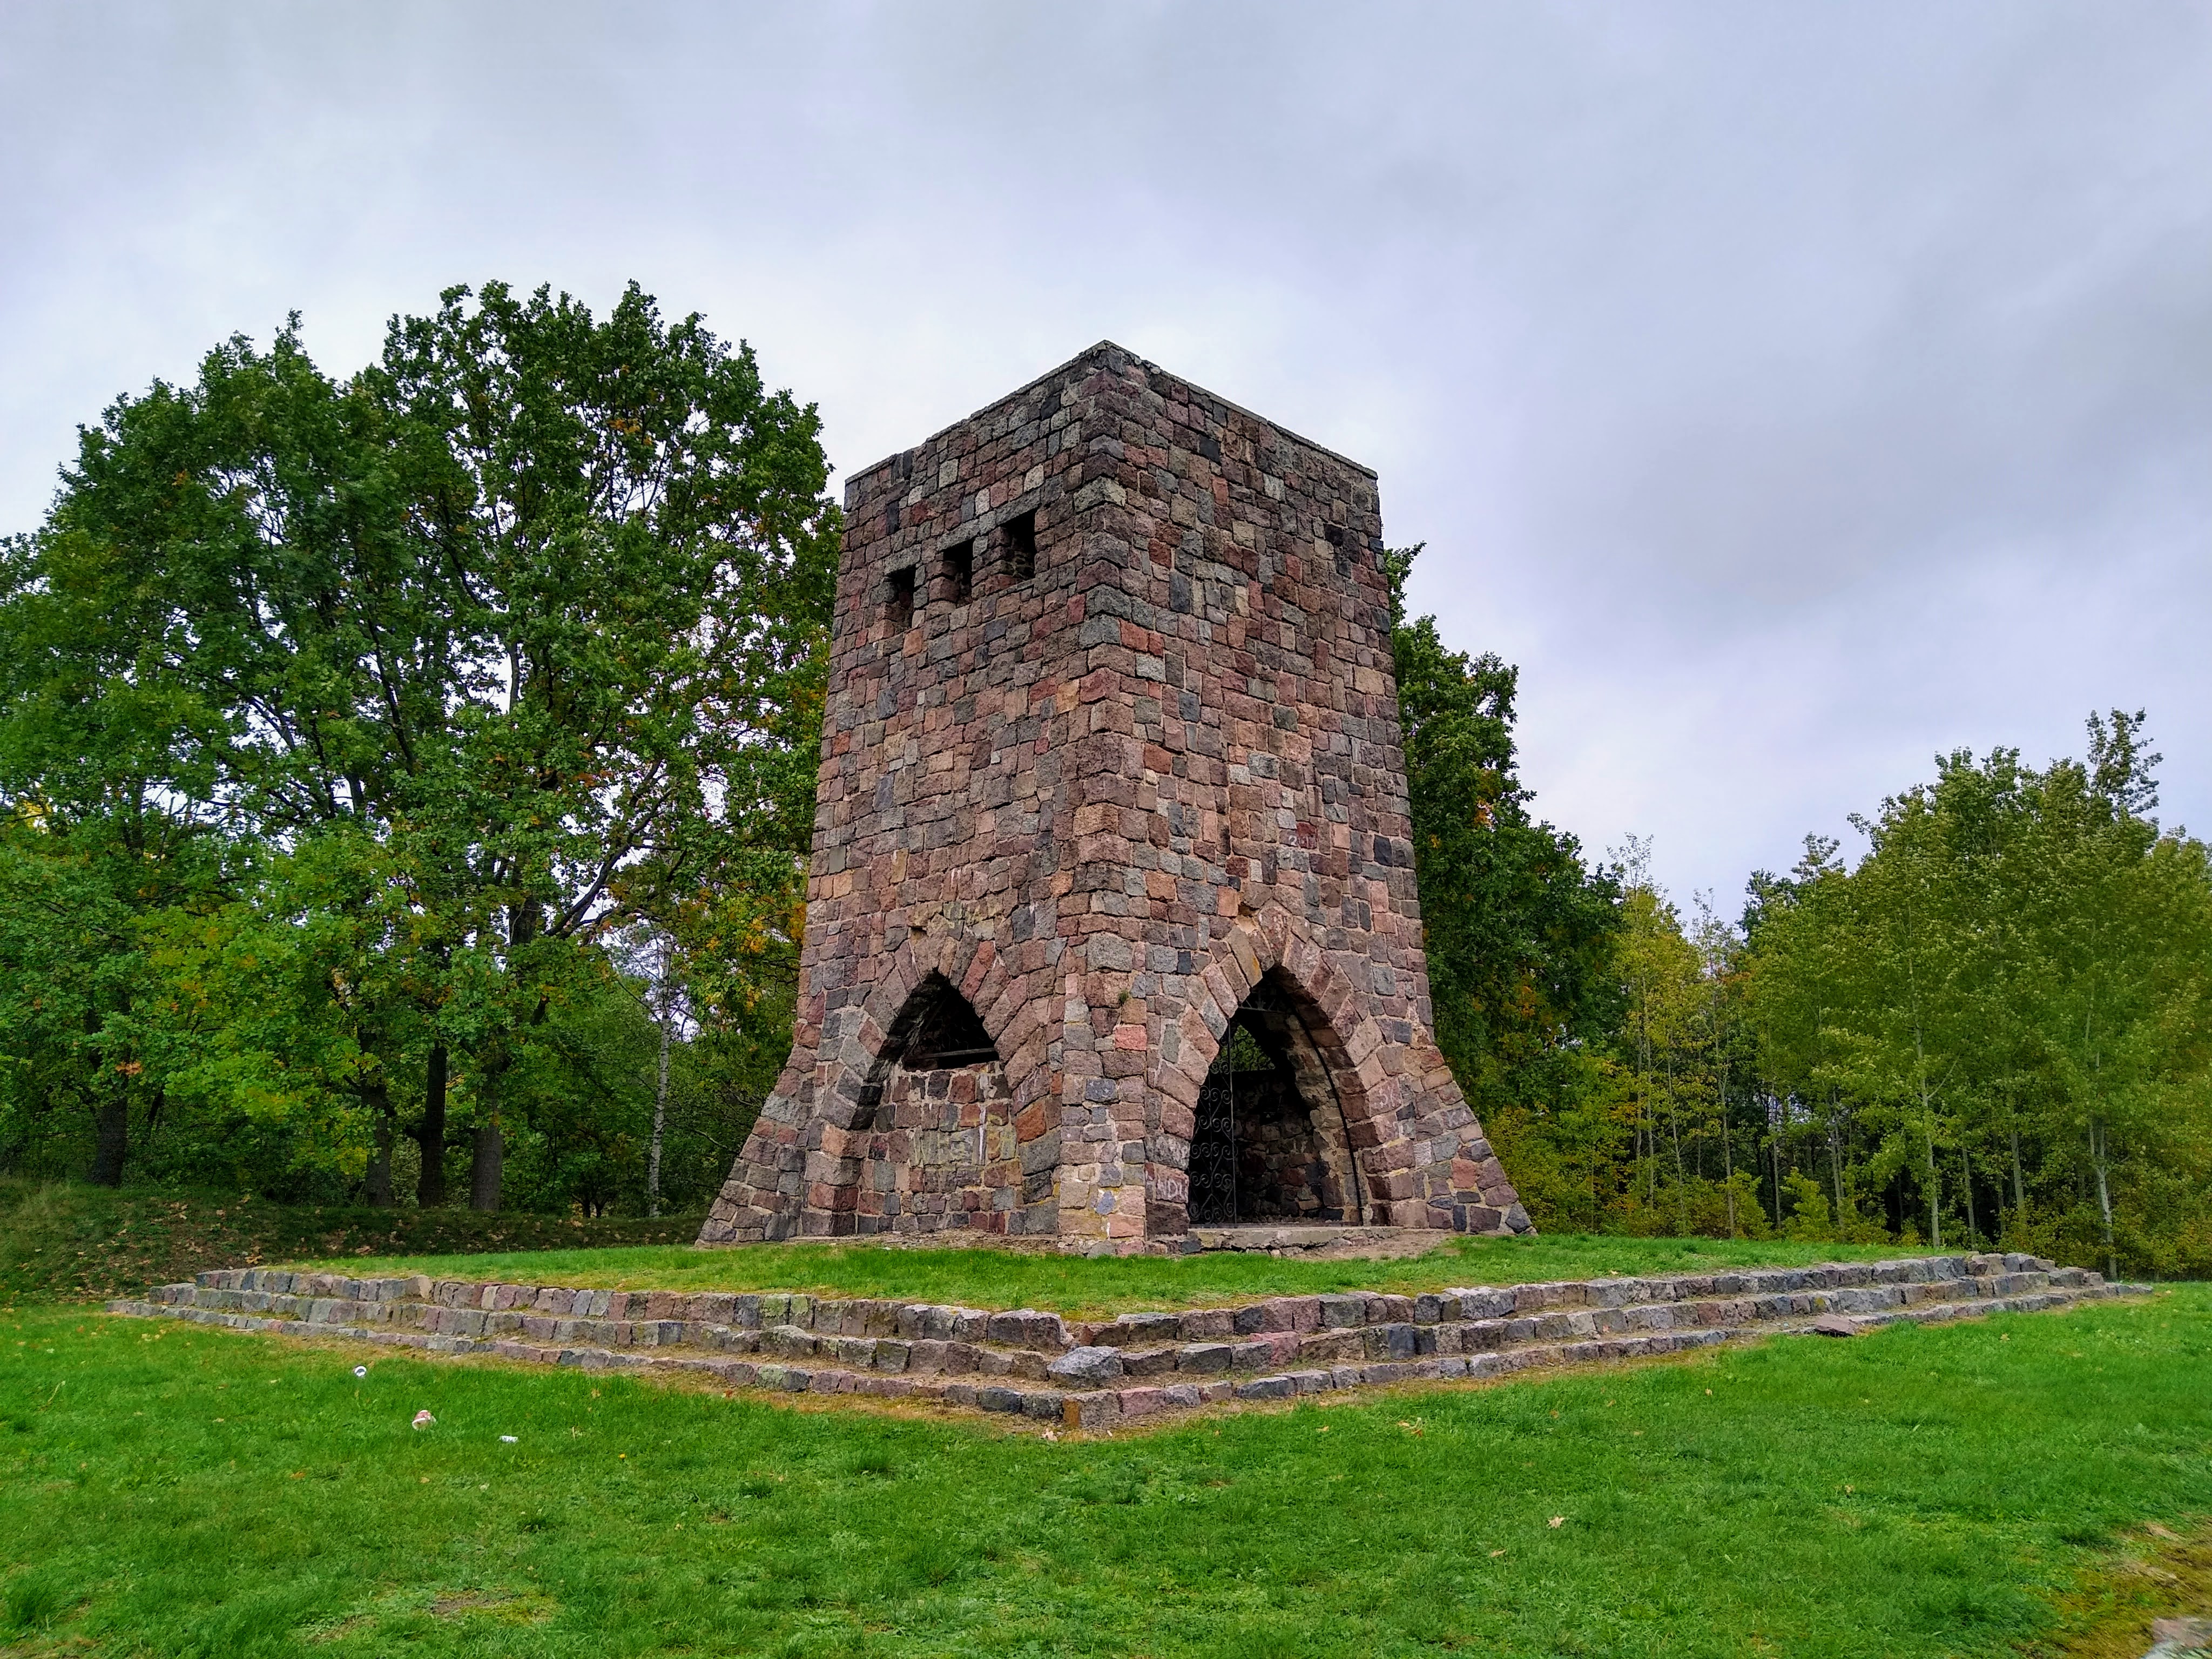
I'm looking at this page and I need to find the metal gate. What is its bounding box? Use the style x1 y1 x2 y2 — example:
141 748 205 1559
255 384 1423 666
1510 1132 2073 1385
1188 1070 1239 1224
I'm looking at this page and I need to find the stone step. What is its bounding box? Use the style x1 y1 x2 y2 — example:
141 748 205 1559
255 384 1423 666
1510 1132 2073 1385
104 1295 1761 1427
106 1252 2152 1427
139 1261 2087 1381
166 1250 2100 1354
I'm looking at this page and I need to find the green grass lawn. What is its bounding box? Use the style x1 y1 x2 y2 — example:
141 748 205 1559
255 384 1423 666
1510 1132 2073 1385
4 1284 2206 1656
319 1233 1940 1318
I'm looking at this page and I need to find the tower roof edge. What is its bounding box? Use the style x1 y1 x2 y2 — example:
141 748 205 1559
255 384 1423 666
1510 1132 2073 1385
852 341 1380 486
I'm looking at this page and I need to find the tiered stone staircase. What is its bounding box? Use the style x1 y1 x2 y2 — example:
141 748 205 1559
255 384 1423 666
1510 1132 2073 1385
108 1252 2147 1431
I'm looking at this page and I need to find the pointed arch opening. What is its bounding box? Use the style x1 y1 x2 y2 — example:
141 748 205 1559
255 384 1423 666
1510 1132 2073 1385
848 972 1017 1236
881 972 1000 1071
1188 968 1364 1226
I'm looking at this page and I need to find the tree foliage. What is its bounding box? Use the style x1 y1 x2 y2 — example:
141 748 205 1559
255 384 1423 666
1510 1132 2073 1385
0 282 835 1214
1387 548 2210 1276
1746 717 2212 1276
1385 545 1623 1217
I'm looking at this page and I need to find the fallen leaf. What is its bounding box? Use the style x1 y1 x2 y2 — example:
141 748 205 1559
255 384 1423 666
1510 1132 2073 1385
1549 1516 1566 1528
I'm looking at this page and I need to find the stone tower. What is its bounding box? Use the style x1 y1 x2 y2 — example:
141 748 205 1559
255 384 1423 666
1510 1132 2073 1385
699 343 1529 1252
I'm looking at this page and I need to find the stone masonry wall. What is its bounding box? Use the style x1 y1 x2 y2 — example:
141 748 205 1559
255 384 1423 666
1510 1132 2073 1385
122 1253 2146 1429
853 1061 1018 1235
702 342 1528 1251
1231 1075 1336 1222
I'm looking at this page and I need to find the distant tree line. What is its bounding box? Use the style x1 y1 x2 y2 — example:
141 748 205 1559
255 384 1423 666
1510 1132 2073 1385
0 282 837 1216
1391 548 2212 1278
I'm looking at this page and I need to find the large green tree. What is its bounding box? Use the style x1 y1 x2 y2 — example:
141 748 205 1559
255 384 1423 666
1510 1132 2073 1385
355 281 837 1207
0 281 836 1210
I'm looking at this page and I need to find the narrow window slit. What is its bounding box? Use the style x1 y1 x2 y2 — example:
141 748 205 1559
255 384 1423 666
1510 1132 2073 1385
943 538 973 604
886 566 915 631
1003 510 1037 582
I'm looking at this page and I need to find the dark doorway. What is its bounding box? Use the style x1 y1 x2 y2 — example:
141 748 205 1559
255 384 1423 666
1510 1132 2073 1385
888 973 999 1070
1188 974 1359 1224
1188 1028 1263 1224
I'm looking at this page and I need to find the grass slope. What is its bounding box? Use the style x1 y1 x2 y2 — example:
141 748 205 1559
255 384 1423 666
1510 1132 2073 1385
0 1179 704 1304
323 1235 1936 1318
3 1287 2206 1656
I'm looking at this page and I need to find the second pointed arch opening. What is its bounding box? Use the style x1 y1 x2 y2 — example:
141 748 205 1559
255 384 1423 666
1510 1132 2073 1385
850 971 1023 1235
1188 968 1365 1226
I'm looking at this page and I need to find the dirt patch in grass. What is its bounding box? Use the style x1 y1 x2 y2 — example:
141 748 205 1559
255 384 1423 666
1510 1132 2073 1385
426 1588 555 1623
300 1586 555 1643
2036 1523 2212 1657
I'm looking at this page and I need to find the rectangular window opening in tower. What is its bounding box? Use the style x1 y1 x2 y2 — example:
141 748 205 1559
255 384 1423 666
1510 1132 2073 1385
886 566 916 631
943 538 973 604
1325 522 1351 578
1003 510 1037 583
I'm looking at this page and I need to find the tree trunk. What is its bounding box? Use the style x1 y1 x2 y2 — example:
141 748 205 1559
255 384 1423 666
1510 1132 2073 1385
1665 1058 1686 1233
362 1075 396 1208
89 1092 130 1187
2009 1128 2026 1217
2089 1118 2116 1278
2083 993 2114 1275
1719 1101 1737 1239
1924 1120 1941 1250
1960 1147 1977 1245
470 1120 502 1212
84 1002 129 1188
1770 1124 1784 1230
122 1087 168 1186
415 1042 449 1208
650 1013 670 1219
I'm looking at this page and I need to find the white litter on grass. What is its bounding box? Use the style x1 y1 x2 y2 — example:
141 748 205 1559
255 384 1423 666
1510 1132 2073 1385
413 1411 435 1429
353 1366 368 1379
500 1435 518 1444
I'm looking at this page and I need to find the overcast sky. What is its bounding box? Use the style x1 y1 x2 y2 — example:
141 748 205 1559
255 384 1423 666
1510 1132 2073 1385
6 2 2207 913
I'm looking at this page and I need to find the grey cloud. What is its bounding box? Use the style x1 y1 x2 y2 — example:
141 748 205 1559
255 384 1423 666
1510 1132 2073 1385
3 0 2205 903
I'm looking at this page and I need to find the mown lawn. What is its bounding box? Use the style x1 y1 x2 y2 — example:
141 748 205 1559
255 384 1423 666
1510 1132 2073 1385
320 1232 1939 1318
3 1284 2206 1656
